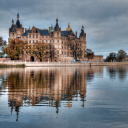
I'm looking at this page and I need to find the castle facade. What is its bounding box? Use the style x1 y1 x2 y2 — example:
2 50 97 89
9 13 103 62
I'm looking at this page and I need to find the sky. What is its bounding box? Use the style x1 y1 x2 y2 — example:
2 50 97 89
0 0 128 58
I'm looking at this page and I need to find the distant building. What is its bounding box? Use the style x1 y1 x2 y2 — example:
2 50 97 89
123 56 128 62
9 13 103 62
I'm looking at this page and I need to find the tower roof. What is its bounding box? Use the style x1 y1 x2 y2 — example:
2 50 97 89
16 20 21 28
66 23 72 31
54 18 60 31
16 12 21 28
80 25 85 36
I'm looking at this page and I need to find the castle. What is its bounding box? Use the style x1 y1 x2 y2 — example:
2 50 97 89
9 13 103 62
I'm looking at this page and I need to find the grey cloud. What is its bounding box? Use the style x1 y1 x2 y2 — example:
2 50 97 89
0 0 128 58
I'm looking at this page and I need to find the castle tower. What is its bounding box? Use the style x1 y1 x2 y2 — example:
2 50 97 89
79 26 86 59
53 18 61 58
9 12 24 42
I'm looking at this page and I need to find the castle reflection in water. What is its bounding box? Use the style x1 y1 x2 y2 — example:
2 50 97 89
0 67 104 121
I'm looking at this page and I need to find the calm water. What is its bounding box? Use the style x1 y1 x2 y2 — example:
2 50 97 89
0 66 128 128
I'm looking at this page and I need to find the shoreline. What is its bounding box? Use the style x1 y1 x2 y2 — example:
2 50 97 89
0 62 128 67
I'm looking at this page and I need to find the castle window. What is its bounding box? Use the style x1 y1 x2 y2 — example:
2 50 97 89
29 40 31 44
33 34 34 38
42 40 44 43
46 40 47 43
29 34 31 38
36 34 38 38
36 40 38 42
58 40 59 43
62 46 63 49
62 41 63 44
33 40 35 43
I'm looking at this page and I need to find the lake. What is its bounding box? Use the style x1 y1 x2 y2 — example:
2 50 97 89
0 66 128 128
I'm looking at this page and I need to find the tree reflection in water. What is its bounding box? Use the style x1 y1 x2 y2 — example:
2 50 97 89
0 67 103 121
107 66 128 80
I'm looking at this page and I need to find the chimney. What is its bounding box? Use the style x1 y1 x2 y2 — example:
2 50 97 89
76 31 77 37
49 27 51 32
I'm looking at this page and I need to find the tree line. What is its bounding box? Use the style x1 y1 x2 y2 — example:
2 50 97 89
3 39 46 61
0 37 95 62
105 50 127 62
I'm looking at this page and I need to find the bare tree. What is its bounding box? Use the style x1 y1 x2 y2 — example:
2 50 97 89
68 39 83 61
0 37 7 57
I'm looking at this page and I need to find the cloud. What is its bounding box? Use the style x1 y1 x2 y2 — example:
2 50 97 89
0 0 128 58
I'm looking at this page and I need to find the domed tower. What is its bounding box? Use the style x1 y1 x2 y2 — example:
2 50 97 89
66 23 72 31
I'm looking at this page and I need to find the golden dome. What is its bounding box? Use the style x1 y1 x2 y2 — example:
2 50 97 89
66 23 72 31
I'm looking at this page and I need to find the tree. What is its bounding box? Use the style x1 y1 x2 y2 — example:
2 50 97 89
3 39 26 60
86 49 94 61
0 37 7 57
68 39 83 61
117 50 127 62
30 42 46 62
109 52 117 62
49 44 55 62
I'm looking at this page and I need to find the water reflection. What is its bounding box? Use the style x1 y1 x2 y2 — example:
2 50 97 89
0 67 103 121
0 66 128 127
107 66 128 80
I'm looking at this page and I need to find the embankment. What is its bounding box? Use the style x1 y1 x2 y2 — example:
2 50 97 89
0 62 128 67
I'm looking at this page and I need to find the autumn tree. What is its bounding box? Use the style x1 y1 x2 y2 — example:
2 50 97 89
0 37 7 57
30 42 46 62
117 50 127 62
86 49 94 61
3 39 26 60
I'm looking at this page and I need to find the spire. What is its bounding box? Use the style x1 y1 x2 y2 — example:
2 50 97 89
81 25 84 32
12 19 14 25
17 9 19 20
80 25 85 37
17 13 19 20
54 18 60 31
51 24 53 32
16 11 21 28
68 22 70 27
56 18 58 24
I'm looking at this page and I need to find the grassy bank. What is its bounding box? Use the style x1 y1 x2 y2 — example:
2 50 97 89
0 64 25 68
